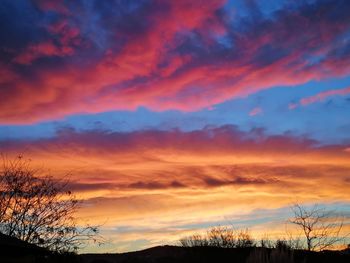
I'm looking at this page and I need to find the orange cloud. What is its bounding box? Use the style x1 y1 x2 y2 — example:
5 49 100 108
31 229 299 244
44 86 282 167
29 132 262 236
1 128 349 230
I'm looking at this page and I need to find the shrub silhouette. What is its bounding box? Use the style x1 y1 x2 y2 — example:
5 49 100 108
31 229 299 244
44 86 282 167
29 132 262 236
207 226 236 248
179 233 209 247
274 239 291 251
236 229 255 248
259 235 274 248
180 226 255 248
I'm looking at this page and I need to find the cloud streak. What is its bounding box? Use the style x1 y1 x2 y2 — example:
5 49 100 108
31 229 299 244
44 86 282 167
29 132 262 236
1 126 349 197
0 0 350 123
1 126 350 251
288 85 350 109
249 107 263 116
300 86 350 106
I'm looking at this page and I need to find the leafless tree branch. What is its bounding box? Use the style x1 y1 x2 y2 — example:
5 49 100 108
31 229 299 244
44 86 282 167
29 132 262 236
0 156 103 253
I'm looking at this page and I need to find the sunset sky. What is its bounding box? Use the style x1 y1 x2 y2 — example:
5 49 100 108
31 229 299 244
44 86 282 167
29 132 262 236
1 0 350 253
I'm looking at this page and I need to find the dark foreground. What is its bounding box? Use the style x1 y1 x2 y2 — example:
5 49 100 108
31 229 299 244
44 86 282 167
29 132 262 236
81 246 350 263
1 234 349 263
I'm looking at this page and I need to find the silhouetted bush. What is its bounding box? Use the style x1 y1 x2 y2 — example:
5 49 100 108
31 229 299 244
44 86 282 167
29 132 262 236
260 237 274 248
207 226 236 248
275 239 291 251
180 226 255 248
236 229 255 248
179 234 209 247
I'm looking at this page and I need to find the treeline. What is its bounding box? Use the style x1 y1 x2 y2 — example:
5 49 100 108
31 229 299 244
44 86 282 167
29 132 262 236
179 226 350 263
179 226 302 250
179 203 347 252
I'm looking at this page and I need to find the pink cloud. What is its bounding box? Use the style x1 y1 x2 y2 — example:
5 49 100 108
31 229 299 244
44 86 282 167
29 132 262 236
1 0 350 123
13 18 81 65
249 107 263 116
13 41 74 65
289 86 350 110
288 103 298 110
3 126 349 162
33 0 70 15
300 86 350 106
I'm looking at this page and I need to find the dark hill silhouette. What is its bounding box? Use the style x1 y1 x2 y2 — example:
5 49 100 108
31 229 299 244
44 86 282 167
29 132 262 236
0 233 47 255
0 238 349 263
81 245 350 263
0 233 50 263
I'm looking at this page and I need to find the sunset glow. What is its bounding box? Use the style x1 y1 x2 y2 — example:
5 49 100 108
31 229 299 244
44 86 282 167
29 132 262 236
1 0 350 253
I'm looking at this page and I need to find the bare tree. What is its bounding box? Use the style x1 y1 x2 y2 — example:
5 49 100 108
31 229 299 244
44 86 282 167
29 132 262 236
179 233 209 247
0 156 101 253
180 226 254 248
289 203 344 251
207 226 236 248
236 228 255 248
259 234 274 249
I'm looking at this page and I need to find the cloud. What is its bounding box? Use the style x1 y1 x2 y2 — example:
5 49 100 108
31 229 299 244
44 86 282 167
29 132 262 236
1 125 324 157
127 180 186 190
2 126 350 252
249 107 263 116
67 182 116 192
67 180 187 192
13 40 75 65
33 0 70 15
0 0 350 123
202 175 275 187
288 103 298 110
288 86 350 109
1 125 349 194
300 86 350 106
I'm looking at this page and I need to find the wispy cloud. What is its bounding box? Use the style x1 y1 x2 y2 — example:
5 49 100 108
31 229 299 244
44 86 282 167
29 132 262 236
0 126 350 220
289 86 350 109
1 0 350 123
249 107 263 116
300 86 350 106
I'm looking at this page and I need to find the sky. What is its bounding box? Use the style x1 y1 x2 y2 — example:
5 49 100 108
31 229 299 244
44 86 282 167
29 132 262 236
0 0 350 253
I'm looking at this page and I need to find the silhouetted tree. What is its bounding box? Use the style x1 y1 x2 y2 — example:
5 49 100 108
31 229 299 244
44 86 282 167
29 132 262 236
207 226 236 248
180 226 255 248
0 156 100 252
179 233 209 247
236 228 255 248
259 234 275 249
290 204 344 251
